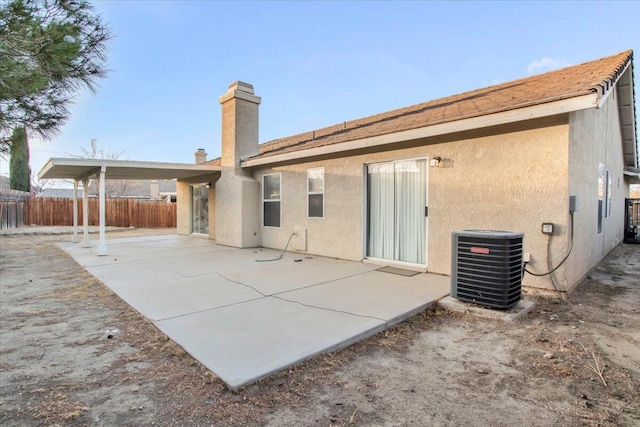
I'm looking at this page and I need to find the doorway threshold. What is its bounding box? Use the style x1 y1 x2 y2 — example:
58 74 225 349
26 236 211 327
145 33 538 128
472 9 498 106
363 257 426 273
191 233 210 239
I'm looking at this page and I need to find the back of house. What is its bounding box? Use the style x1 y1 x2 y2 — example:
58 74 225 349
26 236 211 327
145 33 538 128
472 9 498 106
177 50 639 294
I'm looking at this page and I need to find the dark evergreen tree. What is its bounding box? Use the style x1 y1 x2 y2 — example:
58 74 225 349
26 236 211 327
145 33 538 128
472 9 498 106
0 0 111 156
9 127 31 192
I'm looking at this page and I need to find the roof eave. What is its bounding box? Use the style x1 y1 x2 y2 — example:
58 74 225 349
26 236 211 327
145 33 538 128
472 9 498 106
38 158 222 181
596 58 632 108
624 166 640 184
615 60 638 169
241 93 597 168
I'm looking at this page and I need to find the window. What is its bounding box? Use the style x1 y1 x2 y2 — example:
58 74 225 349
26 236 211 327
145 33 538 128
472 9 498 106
605 170 612 219
263 173 281 227
307 168 324 218
597 163 605 234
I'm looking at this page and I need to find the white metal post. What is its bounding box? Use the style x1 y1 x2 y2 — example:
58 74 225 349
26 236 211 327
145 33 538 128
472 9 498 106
81 177 90 248
71 180 79 243
97 165 107 256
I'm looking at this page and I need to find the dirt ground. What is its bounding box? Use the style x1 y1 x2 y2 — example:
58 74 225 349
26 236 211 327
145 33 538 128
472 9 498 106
1 230 638 426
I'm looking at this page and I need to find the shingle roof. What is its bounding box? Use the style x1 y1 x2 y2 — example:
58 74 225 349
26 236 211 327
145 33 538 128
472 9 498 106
37 188 82 198
245 50 632 161
202 50 633 167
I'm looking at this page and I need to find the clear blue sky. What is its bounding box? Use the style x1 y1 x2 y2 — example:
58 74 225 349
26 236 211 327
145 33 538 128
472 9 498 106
2 0 639 182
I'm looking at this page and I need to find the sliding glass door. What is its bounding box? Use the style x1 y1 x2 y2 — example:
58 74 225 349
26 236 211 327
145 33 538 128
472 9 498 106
366 159 427 265
191 184 209 235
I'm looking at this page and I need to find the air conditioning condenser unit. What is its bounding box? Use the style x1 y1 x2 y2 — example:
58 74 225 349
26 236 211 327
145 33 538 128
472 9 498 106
451 230 523 309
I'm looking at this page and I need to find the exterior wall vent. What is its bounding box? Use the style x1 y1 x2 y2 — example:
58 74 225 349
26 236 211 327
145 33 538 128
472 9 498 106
451 230 523 309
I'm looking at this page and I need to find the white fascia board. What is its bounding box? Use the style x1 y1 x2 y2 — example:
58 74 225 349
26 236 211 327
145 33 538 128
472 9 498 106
625 166 640 175
37 157 221 180
242 93 597 168
37 158 55 180
46 158 221 171
624 166 640 186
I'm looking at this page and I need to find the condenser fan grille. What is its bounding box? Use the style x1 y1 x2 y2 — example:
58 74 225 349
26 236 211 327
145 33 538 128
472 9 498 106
451 231 523 309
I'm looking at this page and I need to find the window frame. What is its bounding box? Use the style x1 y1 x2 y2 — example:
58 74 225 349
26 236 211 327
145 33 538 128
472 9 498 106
307 167 325 219
597 163 605 234
262 173 282 228
605 169 612 219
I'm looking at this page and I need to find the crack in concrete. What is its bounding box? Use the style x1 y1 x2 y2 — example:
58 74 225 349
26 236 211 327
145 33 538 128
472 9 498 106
153 295 265 322
217 272 270 297
216 271 387 323
273 295 386 323
103 267 390 325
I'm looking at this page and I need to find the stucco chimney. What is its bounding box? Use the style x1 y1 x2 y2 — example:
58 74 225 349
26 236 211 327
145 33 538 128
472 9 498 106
149 180 159 199
218 81 261 169
215 81 262 248
194 148 207 164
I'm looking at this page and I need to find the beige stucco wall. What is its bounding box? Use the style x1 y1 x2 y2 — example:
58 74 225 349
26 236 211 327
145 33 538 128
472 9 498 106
220 97 259 169
255 158 366 261
178 91 628 293
176 174 219 237
176 181 190 235
254 116 571 290
567 93 627 291
428 120 570 291
215 171 261 247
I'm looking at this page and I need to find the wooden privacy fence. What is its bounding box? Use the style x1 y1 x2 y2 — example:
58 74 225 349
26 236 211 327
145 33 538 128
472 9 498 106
23 198 176 228
0 190 31 229
626 198 640 244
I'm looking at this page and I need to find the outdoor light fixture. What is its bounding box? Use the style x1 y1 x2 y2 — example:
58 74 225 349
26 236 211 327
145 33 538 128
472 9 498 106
430 157 442 168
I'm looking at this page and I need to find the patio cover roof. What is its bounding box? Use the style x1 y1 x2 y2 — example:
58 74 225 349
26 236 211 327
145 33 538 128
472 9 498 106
38 158 221 181
37 157 221 258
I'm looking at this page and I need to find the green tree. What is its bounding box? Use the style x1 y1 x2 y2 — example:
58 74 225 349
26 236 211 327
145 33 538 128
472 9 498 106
0 0 111 155
9 126 30 192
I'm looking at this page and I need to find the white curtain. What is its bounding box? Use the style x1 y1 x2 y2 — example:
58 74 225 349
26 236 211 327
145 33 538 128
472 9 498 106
367 160 426 264
367 163 394 259
191 184 209 234
394 160 426 264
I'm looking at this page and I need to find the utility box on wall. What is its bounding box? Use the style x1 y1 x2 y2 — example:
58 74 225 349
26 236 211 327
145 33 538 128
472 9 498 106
451 230 524 309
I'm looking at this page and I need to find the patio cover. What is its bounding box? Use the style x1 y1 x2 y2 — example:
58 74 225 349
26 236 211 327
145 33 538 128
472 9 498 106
38 158 220 180
38 158 221 255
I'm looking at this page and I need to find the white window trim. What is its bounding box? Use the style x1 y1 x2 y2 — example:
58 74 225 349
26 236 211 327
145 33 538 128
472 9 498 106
307 167 325 219
262 173 282 228
597 163 605 234
605 169 612 219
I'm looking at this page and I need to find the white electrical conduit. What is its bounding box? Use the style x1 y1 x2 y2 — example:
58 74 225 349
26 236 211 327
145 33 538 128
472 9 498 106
523 212 575 297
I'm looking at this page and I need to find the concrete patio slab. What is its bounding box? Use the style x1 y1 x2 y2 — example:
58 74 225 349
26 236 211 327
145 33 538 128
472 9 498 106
60 237 231 268
278 270 450 325
59 234 450 390
156 296 385 389
82 259 187 290
167 253 275 278
60 236 283 270
112 275 264 321
224 256 380 295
